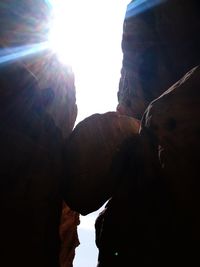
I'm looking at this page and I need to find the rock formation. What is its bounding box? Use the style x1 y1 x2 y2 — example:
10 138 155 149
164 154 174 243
95 0 200 266
0 51 80 267
62 112 140 215
62 0 200 266
118 0 200 119
0 1 79 266
141 65 200 232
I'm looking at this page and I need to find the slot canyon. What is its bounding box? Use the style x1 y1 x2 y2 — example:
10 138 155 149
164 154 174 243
0 1 200 267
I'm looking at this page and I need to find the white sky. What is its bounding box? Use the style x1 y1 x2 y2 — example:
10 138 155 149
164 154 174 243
49 1 130 266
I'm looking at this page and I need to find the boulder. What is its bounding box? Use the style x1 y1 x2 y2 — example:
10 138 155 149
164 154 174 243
63 112 140 215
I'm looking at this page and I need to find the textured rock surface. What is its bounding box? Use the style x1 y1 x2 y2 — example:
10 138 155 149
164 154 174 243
0 0 50 46
0 2 80 267
95 1 200 266
95 66 200 267
59 202 80 267
62 112 140 215
24 52 78 139
118 0 200 119
95 125 164 267
141 65 200 227
0 54 79 266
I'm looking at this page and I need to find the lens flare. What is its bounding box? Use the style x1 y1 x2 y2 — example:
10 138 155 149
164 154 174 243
0 42 48 65
126 0 166 19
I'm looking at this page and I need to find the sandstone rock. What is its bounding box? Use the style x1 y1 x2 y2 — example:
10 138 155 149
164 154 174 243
0 0 50 46
95 66 200 266
0 2 79 267
24 52 78 139
141 65 200 220
118 0 200 119
63 112 140 215
96 1 200 265
59 202 80 267
0 54 79 267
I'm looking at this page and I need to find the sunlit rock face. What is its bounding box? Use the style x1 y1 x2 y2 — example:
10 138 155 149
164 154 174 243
24 52 77 139
59 203 80 267
62 112 140 215
0 54 78 266
118 0 200 119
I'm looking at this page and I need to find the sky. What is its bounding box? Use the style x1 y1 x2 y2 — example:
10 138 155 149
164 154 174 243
49 0 130 121
48 1 130 266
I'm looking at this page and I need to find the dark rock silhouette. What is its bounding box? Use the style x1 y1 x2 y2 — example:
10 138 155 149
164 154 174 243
0 53 79 267
95 0 200 266
62 0 200 266
118 0 200 119
95 66 200 266
63 112 140 215
0 1 79 266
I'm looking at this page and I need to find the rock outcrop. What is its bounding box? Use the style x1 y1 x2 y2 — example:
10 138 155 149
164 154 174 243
141 65 200 234
94 68 200 267
118 0 200 119
94 0 200 266
0 52 79 267
0 2 80 267
59 203 80 267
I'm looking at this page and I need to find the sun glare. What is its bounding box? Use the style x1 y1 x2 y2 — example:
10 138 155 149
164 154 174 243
48 0 129 123
48 0 79 66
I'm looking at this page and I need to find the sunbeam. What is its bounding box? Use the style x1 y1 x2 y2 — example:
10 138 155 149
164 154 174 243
0 42 48 65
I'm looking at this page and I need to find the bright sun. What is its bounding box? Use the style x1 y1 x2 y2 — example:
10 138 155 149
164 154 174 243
48 0 129 122
48 1 130 267
48 0 80 66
